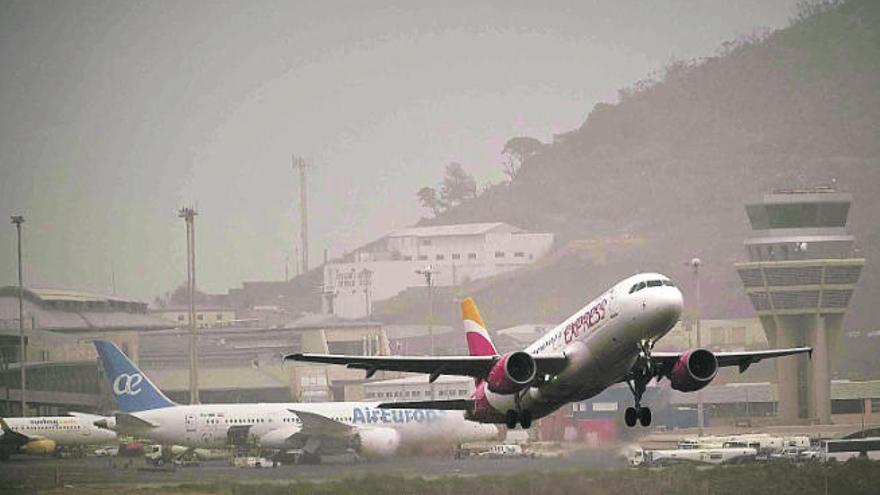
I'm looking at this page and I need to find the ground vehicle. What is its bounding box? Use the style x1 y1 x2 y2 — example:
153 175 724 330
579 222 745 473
93 446 119 457
629 447 756 466
823 437 880 462
480 444 530 458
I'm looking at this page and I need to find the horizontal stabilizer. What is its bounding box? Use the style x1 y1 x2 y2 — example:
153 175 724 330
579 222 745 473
377 399 474 411
114 412 159 431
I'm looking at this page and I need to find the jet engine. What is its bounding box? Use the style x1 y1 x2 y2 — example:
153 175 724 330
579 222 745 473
353 427 401 457
669 349 718 392
486 351 537 394
22 439 57 455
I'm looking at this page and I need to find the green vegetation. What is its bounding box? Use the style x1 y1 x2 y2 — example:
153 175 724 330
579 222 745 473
15 460 880 495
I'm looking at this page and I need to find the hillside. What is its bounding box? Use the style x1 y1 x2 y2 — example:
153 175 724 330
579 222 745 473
379 0 880 332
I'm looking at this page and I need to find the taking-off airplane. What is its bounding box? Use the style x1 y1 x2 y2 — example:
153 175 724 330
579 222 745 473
288 273 812 429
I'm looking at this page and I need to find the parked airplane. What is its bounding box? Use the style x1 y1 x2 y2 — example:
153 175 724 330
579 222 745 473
0 413 116 460
287 272 811 429
93 340 496 462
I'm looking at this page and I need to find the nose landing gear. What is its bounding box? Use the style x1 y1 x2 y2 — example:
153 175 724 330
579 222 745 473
624 339 655 428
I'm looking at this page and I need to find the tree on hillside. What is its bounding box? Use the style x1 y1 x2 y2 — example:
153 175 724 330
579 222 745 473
501 136 543 180
417 186 443 217
440 162 478 207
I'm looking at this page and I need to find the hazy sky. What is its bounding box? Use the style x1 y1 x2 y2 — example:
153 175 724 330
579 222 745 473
0 0 801 300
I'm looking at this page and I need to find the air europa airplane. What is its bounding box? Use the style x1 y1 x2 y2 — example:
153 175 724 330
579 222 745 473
288 272 811 429
93 341 496 462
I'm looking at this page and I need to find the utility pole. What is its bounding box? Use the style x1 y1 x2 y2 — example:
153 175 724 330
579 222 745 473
292 155 310 274
178 207 199 405
10 216 26 416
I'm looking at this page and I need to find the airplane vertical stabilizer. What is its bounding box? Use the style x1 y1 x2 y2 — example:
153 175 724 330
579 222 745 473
461 297 497 357
94 340 176 413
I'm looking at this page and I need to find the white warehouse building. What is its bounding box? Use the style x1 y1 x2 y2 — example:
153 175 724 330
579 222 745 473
324 222 554 319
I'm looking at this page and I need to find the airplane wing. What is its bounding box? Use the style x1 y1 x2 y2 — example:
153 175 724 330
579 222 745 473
288 409 352 437
652 347 812 374
377 399 474 411
285 353 568 380
0 418 34 444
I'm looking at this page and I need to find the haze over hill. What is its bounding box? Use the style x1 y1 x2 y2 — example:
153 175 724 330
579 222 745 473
376 0 880 333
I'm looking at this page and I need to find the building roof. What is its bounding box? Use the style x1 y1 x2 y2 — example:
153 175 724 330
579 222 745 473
388 222 521 238
0 287 146 305
0 286 173 333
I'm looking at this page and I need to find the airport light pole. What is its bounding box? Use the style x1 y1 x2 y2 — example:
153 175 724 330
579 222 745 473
416 265 438 400
178 207 199 405
689 257 704 434
415 265 438 356
10 216 26 416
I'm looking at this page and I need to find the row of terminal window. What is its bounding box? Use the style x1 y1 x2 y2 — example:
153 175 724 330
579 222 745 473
628 279 676 294
406 252 529 261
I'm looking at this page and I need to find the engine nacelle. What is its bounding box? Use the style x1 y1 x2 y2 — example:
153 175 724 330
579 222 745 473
486 351 537 394
22 439 57 455
669 349 718 392
353 427 401 458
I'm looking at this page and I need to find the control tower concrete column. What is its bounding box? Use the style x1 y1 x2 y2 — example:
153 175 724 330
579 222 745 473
735 188 863 424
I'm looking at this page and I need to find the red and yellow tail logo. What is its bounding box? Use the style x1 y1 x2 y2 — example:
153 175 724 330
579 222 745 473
461 297 497 357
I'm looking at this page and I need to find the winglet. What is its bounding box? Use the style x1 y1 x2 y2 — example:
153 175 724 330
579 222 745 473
461 297 497 357
0 417 11 433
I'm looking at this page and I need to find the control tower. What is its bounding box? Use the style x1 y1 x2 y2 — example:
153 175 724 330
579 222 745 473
735 188 863 424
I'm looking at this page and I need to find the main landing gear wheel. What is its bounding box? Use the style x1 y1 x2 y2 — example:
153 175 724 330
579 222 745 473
624 407 638 427
505 410 518 429
638 407 652 427
519 411 532 429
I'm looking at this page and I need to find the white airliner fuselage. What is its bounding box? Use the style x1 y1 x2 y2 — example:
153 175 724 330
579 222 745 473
119 401 495 452
1 415 117 458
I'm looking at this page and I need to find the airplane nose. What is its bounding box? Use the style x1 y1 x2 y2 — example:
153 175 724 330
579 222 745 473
664 287 684 322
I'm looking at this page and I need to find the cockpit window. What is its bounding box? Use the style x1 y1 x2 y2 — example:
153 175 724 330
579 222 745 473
662 280 676 287
647 280 663 287
629 281 647 293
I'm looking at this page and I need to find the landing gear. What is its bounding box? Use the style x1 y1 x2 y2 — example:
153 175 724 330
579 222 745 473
505 409 533 429
624 405 652 428
506 410 518 429
520 411 532 429
624 339 655 428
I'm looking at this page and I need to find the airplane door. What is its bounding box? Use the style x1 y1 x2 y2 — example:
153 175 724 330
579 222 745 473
608 289 619 319
185 414 197 443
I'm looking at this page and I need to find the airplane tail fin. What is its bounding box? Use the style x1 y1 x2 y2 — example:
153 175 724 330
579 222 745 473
93 340 176 413
461 297 498 357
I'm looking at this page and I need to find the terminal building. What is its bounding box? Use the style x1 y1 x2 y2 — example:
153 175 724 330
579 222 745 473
323 222 554 319
0 287 173 416
735 188 865 424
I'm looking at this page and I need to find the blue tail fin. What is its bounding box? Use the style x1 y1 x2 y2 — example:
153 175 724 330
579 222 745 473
94 340 176 412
